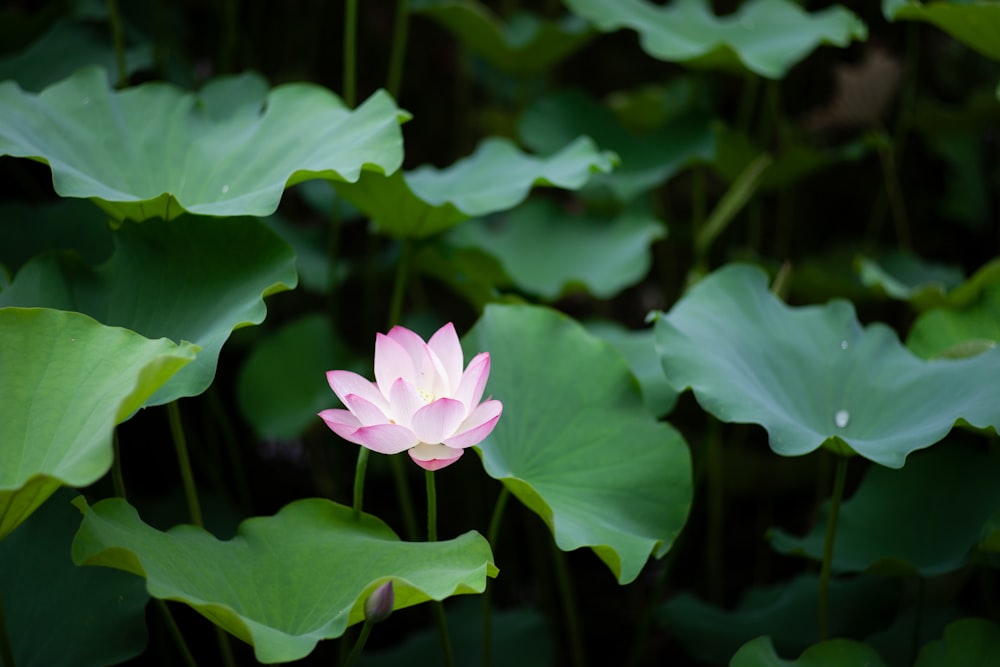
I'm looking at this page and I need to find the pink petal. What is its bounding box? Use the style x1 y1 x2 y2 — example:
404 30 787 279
318 408 365 444
454 352 490 411
375 333 417 398
343 394 391 426
443 399 502 449
411 397 466 444
408 444 463 471
352 423 418 454
388 326 450 396
388 377 426 427
327 371 386 411
428 323 464 392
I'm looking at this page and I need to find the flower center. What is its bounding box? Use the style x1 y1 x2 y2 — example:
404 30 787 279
417 387 435 403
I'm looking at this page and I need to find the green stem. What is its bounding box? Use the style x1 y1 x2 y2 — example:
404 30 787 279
387 240 413 330
552 546 587 667
167 401 204 528
342 619 374 667
156 599 198 667
352 448 370 520
705 420 724 606
386 0 410 99
483 487 511 667
624 535 685 667
220 0 238 72
877 139 912 251
112 429 127 499
206 387 252 512
425 470 438 542
389 457 419 540
425 471 455 667
909 577 927 665
343 0 358 107
0 582 15 667
106 0 127 87
818 456 849 640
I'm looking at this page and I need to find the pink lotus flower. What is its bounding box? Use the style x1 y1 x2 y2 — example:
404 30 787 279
319 323 502 471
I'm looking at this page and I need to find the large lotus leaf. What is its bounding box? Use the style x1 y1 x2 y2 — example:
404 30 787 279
0 489 148 667
731 635 888 667
585 320 679 417
562 0 867 79
71 496 497 664
411 0 593 74
0 198 114 273
336 136 616 238
0 215 296 405
447 198 664 299
913 618 1000 667
660 573 899 665
237 313 362 440
0 20 152 91
0 308 197 540
857 251 964 311
0 66 408 221
771 442 1000 577
907 281 1000 359
653 263 1000 468
465 304 693 584
519 89 714 202
883 0 1000 61
359 599 553 667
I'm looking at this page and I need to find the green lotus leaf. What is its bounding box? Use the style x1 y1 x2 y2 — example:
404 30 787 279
0 66 408 221
562 0 867 79
0 215 296 405
519 89 714 202
71 496 497 664
0 308 197 539
237 313 362 440
883 0 1000 61
358 599 553 667
336 136 616 238
907 277 1000 359
584 320 679 417
0 489 148 667
654 263 1000 467
913 618 1000 666
447 199 663 299
856 251 964 310
660 574 899 665
0 20 152 91
411 0 594 74
465 304 693 584
771 442 1000 576
731 635 888 667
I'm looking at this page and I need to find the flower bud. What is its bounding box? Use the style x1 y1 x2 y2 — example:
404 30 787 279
364 581 394 624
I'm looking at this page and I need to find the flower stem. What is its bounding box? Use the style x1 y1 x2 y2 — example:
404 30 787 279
552 545 587 667
343 0 358 107
386 0 410 99
909 577 927 665
166 402 236 667
425 471 455 667
352 448 370 520
112 429 127 499
483 486 511 667
342 619 374 667
156 599 199 667
818 455 849 640
425 469 438 542
106 0 127 87
167 401 204 529
0 582 16 667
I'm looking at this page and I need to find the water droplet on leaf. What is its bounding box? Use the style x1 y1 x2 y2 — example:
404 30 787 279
221 184 229 193
835 409 850 428
840 340 848 350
